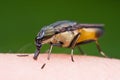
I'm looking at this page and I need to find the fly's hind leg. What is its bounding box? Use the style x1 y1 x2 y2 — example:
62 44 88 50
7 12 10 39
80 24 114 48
77 46 86 55
95 40 108 57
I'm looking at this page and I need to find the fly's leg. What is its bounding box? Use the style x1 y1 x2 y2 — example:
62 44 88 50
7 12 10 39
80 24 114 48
71 49 74 62
70 33 81 62
95 40 108 57
77 46 85 55
47 42 63 60
41 45 53 69
47 45 53 60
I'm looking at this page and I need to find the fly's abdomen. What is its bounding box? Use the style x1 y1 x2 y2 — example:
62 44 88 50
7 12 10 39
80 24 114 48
76 27 104 44
95 27 104 38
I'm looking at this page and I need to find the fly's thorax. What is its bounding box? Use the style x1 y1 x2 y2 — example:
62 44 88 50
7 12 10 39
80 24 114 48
40 37 53 44
49 31 78 47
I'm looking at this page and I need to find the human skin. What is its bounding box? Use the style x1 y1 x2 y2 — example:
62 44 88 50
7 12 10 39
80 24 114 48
0 53 120 80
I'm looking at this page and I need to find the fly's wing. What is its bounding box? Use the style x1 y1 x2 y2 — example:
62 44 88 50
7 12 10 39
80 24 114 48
42 20 77 37
74 24 104 28
41 20 104 37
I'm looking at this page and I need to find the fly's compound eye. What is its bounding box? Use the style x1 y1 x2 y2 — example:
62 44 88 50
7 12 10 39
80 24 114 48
37 30 45 40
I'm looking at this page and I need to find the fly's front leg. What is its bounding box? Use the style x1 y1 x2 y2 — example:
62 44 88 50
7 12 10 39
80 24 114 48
47 45 53 60
95 40 108 57
47 42 63 60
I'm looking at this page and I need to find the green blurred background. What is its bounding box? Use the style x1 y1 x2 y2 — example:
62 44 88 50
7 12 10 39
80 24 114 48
0 0 120 58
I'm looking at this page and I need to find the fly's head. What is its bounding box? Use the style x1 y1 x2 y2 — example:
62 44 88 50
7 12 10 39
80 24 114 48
33 29 45 60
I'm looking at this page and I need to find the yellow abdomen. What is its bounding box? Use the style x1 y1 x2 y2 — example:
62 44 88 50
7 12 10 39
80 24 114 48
77 28 98 44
